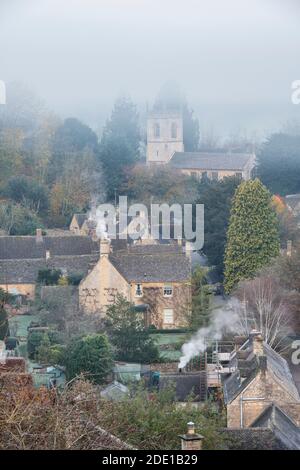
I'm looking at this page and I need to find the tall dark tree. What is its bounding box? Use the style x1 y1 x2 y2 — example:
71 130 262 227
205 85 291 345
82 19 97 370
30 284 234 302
224 179 280 293
99 96 140 200
197 176 241 280
257 132 300 195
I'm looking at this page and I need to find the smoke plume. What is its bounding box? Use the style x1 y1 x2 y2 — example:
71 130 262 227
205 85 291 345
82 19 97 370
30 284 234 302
178 300 242 369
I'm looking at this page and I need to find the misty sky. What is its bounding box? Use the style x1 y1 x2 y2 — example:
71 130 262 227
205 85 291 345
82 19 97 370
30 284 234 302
1 0 300 138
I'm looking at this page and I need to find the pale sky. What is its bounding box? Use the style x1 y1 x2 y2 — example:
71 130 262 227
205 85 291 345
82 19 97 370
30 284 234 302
0 0 300 137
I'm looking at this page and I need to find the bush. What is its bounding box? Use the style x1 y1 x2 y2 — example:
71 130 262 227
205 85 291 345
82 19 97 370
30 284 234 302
67 272 83 286
64 334 113 384
27 329 61 360
37 268 62 286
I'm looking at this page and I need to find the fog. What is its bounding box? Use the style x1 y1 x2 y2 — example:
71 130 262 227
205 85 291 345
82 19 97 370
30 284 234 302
1 0 300 137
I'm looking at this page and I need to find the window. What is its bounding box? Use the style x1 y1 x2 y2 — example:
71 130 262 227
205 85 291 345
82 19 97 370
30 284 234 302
154 123 160 138
211 171 219 180
135 284 143 297
201 171 208 180
171 122 177 139
163 284 173 297
163 308 174 325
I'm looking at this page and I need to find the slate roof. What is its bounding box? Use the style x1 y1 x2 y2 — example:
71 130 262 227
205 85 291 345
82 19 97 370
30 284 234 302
159 373 200 401
222 369 256 404
169 152 253 171
264 343 299 400
223 341 300 404
251 404 300 450
0 254 98 284
109 250 191 282
0 236 98 260
127 244 182 255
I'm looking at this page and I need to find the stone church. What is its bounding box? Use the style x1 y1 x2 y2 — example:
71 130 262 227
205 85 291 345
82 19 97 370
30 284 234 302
146 108 255 181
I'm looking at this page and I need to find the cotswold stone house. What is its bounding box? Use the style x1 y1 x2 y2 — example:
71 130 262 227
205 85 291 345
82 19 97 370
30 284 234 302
70 213 97 237
0 230 98 299
223 332 300 438
79 239 191 329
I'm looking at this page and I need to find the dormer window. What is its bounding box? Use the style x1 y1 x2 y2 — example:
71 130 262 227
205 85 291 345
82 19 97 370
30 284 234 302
163 285 173 297
135 283 143 297
171 122 177 139
154 123 160 138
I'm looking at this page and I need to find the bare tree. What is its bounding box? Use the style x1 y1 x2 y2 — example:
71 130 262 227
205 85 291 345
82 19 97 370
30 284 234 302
233 268 293 351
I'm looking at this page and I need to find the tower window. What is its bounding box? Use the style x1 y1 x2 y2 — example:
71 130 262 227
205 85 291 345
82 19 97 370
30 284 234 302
171 122 177 139
154 123 160 138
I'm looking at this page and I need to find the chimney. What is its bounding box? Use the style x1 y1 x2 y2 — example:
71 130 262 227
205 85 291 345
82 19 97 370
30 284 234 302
179 422 204 451
249 330 264 356
258 355 267 376
100 238 111 257
36 228 43 243
287 240 292 257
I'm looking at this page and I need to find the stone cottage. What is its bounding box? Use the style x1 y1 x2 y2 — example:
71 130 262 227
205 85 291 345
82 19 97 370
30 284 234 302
0 230 98 300
79 239 192 329
223 331 300 432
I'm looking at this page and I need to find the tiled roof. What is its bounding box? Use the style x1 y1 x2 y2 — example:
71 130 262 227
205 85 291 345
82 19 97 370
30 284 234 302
251 404 300 450
264 343 299 400
0 236 98 260
223 341 300 404
159 373 200 401
109 250 191 282
169 152 253 171
0 254 98 284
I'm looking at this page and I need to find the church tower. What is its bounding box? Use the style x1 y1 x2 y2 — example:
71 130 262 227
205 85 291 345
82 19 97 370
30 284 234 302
146 112 184 165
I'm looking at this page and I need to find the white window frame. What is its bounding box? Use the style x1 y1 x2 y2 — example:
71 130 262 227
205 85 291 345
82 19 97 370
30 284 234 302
163 308 174 325
163 284 173 297
135 283 143 297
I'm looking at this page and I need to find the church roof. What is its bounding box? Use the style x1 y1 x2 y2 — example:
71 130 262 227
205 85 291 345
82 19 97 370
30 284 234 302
169 151 253 171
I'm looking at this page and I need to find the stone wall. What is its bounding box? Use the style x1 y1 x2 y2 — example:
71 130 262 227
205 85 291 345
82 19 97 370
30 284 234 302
227 370 300 428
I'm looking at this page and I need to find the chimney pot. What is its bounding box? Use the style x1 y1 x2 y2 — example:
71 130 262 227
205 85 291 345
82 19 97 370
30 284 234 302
100 238 111 257
250 330 264 356
179 423 204 451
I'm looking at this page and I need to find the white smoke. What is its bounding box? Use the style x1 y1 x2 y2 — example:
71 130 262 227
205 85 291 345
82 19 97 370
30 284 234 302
178 300 243 369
